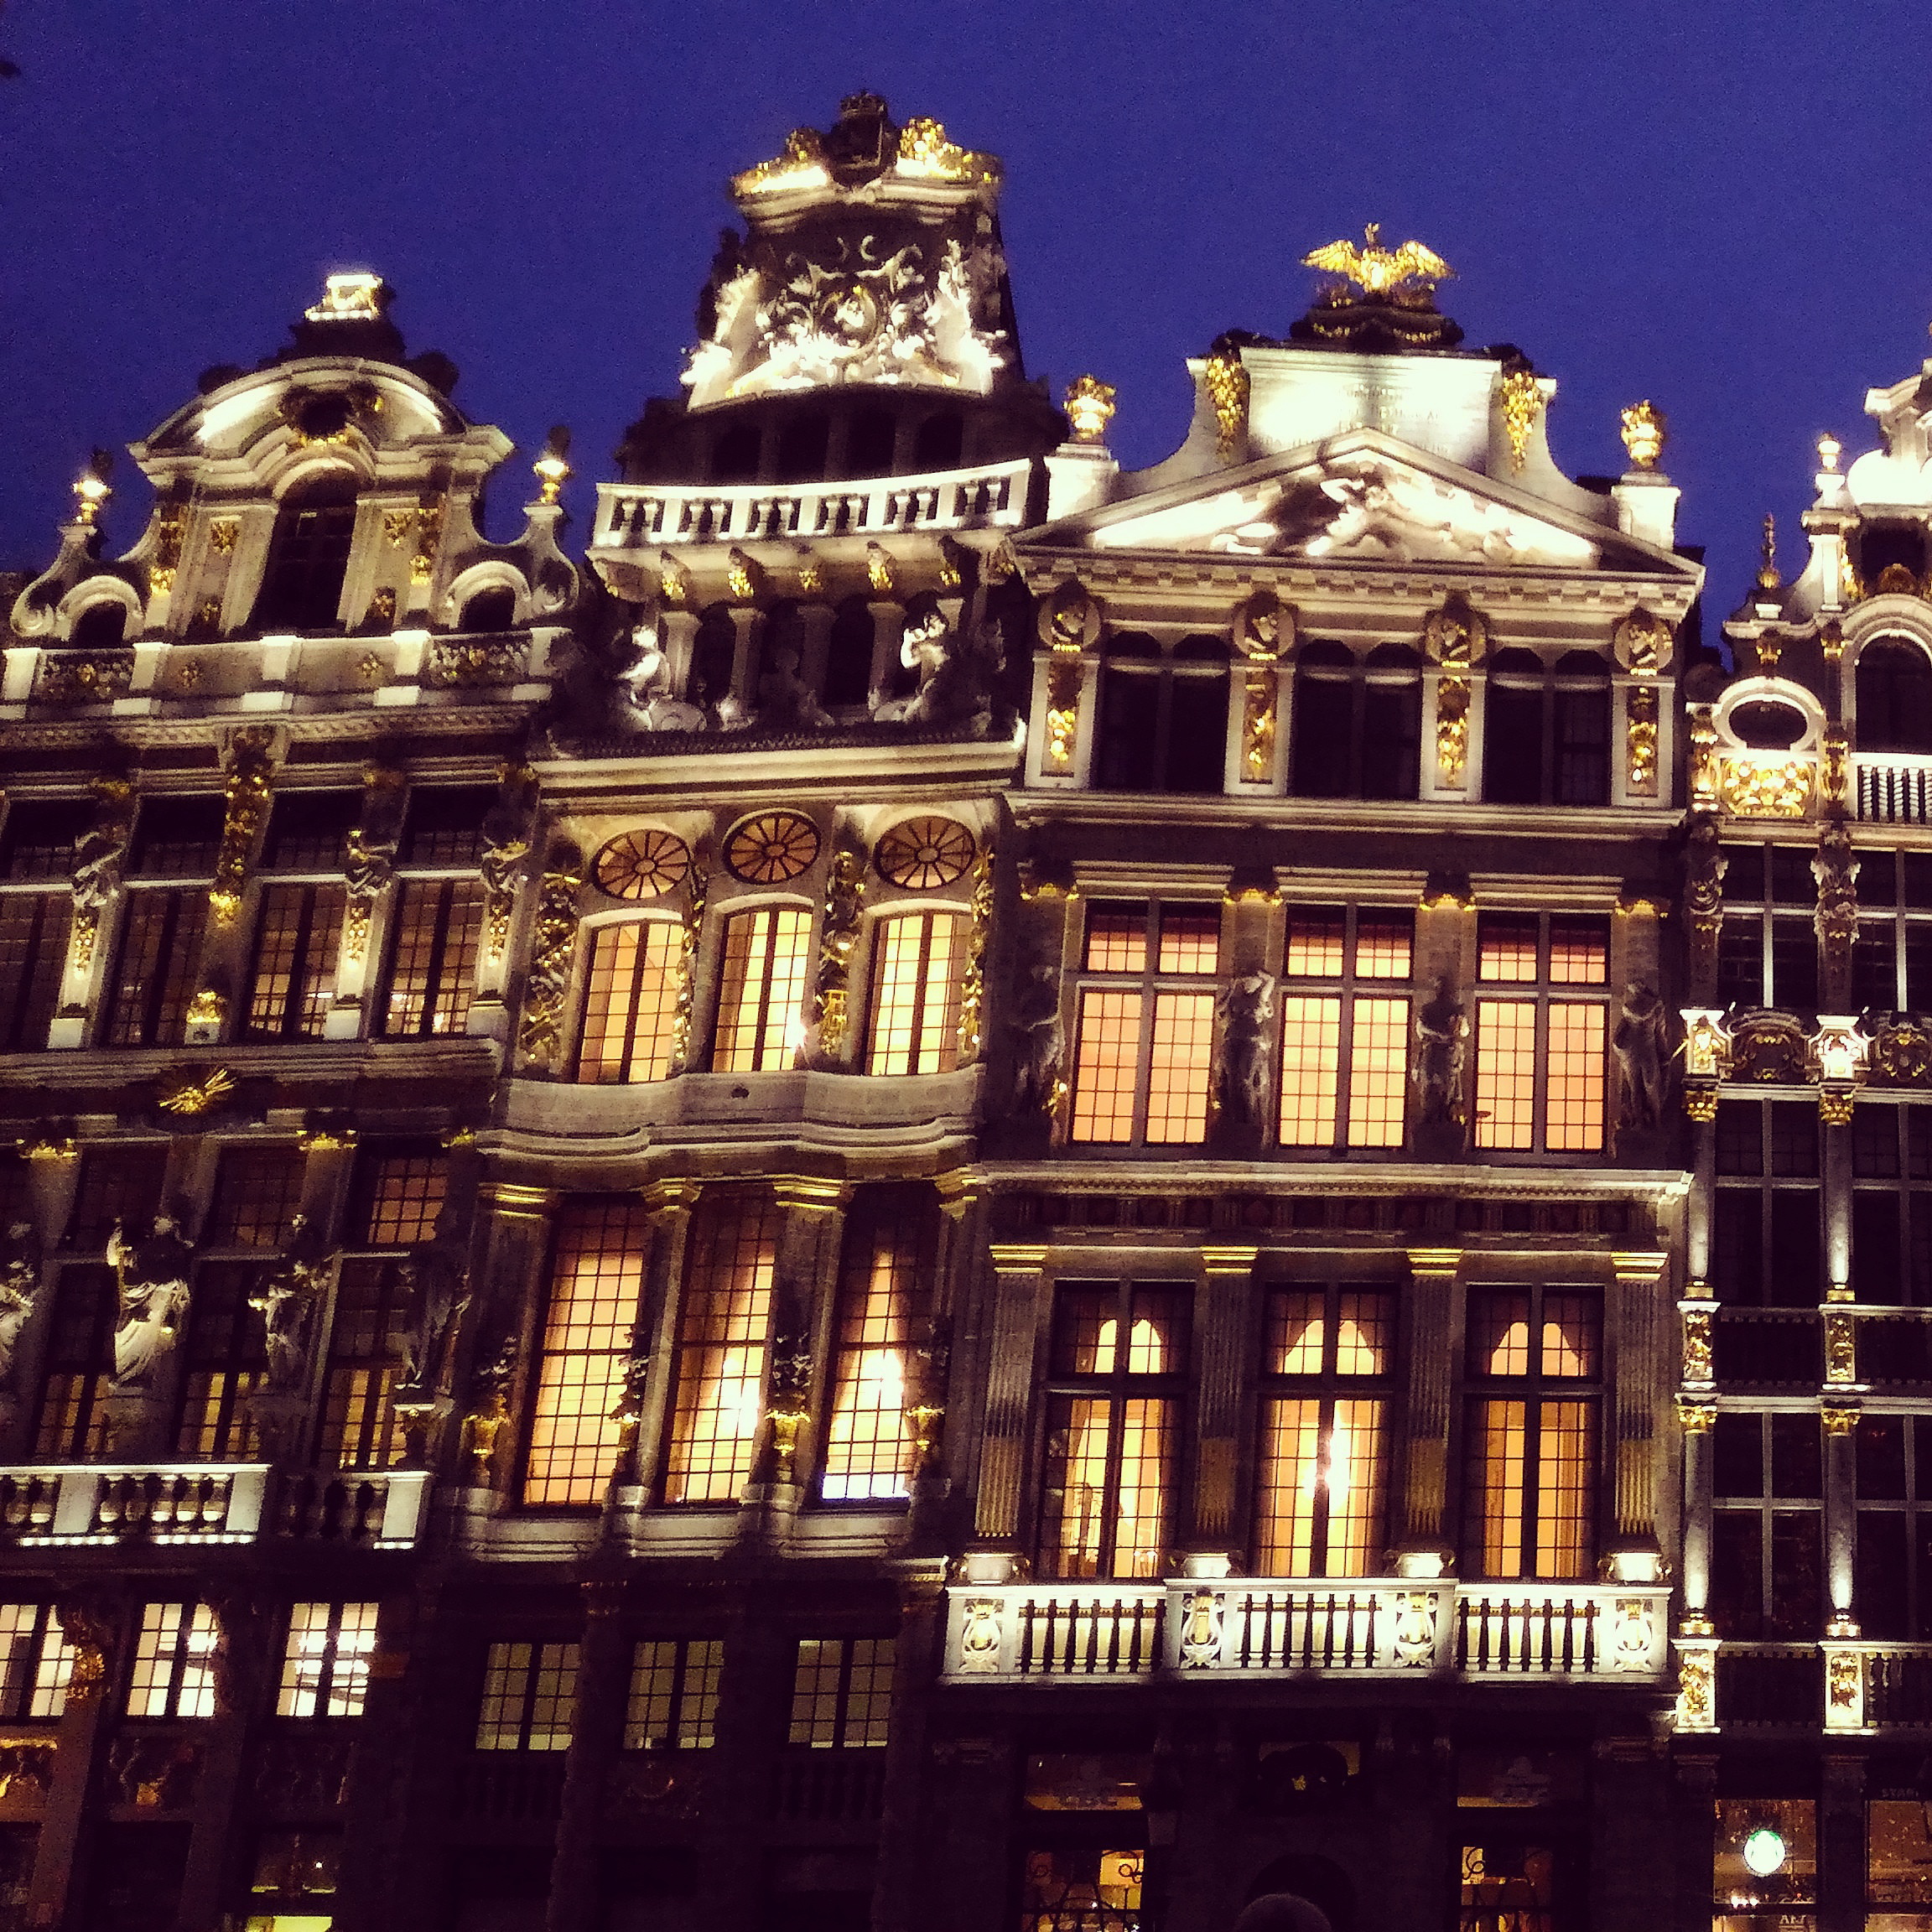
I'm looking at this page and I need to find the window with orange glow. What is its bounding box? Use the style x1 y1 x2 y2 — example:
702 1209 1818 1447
247 884 345 1041
662 1193 780 1504
522 1197 652 1506
1278 907 1412 1150
1473 914 1607 1153
1039 1281 1188 1579
712 907 811 1072
1254 1285 1393 1575
1462 1285 1599 1579
1069 902 1220 1145
865 911 963 1076
380 879 483 1038
575 920 681 1083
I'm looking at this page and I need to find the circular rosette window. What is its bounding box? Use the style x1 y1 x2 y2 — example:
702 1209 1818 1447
874 815 975 891
724 811 822 885
592 828 692 902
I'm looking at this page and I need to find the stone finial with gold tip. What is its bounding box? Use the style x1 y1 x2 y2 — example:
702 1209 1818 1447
1062 376 1117 444
72 449 113 528
1620 401 1666 471
1756 513 1782 593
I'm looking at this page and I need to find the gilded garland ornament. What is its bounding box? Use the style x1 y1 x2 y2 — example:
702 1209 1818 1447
875 816 975 891
724 811 821 885
594 828 693 902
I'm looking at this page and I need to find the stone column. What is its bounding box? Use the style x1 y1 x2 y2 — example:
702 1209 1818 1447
1591 1738 1673 1932
1677 1400 1716 1627
616 1180 701 1513
868 1561 948 1932
1823 1402 1859 1633
865 599 903 708
795 601 834 699
692 1591 787 1932
1822 1104 1852 1296
1607 1249 1670 1580
1397 1249 1460 1574
1188 1245 1258 1564
543 1577 631 1932
26 1599 121 1932
973 1244 1049 1560
1685 1110 1716 1289
1820 1753 1865 1932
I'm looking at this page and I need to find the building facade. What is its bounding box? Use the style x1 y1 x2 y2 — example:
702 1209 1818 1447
2 88 1930 1932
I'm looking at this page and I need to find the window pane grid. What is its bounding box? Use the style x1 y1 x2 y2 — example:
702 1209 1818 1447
625 1638 722 1751
713 907 811 1072
0 892 70 1050
1278 995 1340 1145
106 890 206 1046
575 920 681 1083
247 884 344 1040
1070 990 1141 1144
277 1602 378 1719
1346 996 1410 1147
787 1637 895 1749
823 1228 916 1501
1144 992 1214 1145
475 1639 579 1751
381 879 483 1037
1474 1000 1538 1150
126 1602 218 1718
865 911 963 1077
0 1605 73 1722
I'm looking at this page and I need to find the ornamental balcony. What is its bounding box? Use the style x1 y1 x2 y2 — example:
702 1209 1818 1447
1696 1639 1932 1732
940 1578 1672 1685
0 1464 429 1550
591 455 1033 553
1854 751 1932 823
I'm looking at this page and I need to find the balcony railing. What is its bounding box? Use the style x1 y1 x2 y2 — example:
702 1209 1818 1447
1856 753 1932 823
941 1579 1672 1685
591 457 1033 551
0 1465 428 1549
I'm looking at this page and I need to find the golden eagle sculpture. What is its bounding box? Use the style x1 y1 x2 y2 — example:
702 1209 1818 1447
1301 225 1454 297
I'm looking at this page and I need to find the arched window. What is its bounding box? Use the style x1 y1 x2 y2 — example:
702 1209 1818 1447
1093 634 1229 794
458 585 517 632
688 605 737 713
255 474 357 631
1290 642 1420 800
575 920 682 1083
70 601 127 649
848 407 896 477
911 412 963 472
1483 649 1610 807
1857 639 1932 753
776 413 829 484
823 598 876 709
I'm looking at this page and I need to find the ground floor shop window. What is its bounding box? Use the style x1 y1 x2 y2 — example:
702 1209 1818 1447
1712 1798 1816 1932
1872 1798 1932 1915
1020 1847 1143 1932
1459 1843 1555 1932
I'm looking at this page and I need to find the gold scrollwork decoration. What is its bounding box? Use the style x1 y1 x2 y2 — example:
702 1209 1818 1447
1498 368 1543 472
1719 753 1814 820
1626 685 1659 794
517 847 584 1064
955 842 995 1065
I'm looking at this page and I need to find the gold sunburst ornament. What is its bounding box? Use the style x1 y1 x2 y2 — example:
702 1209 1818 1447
1301 224 1454 297
724 811 822 885
158 1067 236 1116
594 828 691 901
875 816 976 891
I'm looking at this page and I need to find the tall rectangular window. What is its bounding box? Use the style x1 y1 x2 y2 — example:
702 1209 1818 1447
205 1145 304 1249
276 1602 379 1718
173 1262 264 1459
65 1144 168 1251
1711 1411 1822 1640
247 884 345 1040
1717 841 1819 1010
474 1640 579 1751
126 1603 219 1717
1254 1285 1393 1576
1852 1413 1932 1640
1462 1286 1600 1579
0 892 70 1050
1852 1104 1932 1304
625 1639 722 1750
662 1194 780 1504
1852 849 1932 1010
104 889 206 1046
1714 1099 1821 1306
380 878 483 1038
1472 914 1607 1152
33 1265 115 1459
1277 906 1412 1149
712 906 811 1072
821 1204 931 1502
865 911 963 1075
0 1605 75 1720
787 1638 895 1748
1039 1280 1188 1579
1069 902 1219 1145
575 921 681 1083
522 1197 651 1506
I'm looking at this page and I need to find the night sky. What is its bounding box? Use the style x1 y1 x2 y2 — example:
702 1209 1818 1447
7 0 1930 643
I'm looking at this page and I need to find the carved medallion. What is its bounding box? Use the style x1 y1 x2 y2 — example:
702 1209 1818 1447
724 811 821 885
875 815 974 891
593 828 692 902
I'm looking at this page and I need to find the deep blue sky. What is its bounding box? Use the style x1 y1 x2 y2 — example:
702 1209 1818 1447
6 0 1929 631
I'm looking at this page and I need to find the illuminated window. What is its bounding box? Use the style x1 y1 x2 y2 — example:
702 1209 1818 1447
33 1265 115 1459
474 1640 579 1751
1093 633 1231 795
1483 647 1610 807
712 906 811 1072
1459 1842 1556 1932
173 1262 265 1459
104 889 206 1046
126 1602 219 1718
1869 1798 1932 1909
1290 640 1421 800
1462 1286 1599 1580
1039 1281 1187 1580
0 892 70 1050
662 1193 779 1504
246 885 344 1040
1712 1099 1821 1307
249 1831 340 1906
626 1639 722 1750
865 911 963 1075
346 1148 446 1249
1472 914 1607 1152
65 1142 168 1249
787 1637 895 1748
1711 1412 1822 1641
822 1198 935 1501
1254 1286 1392 1576
575 921 681 1083
0 1605 76 1719
1716 841 1820 1010
379 878 483 1037
522 1197 651 1506
1712 1799 1815 1926
276 1602 379 1718
1278 906 1412 1150
1021 1848 1144 1932
1069 902 1220 1145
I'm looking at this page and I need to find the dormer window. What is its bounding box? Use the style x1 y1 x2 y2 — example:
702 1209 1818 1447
1856 639 1932 754
254 475 357 631
70 602 127 649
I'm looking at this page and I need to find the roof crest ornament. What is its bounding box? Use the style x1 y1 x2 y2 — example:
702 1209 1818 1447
1301 225 1454 299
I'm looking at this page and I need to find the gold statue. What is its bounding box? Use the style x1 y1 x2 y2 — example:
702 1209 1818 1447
1301 224 1453 297
1621 401 1667 470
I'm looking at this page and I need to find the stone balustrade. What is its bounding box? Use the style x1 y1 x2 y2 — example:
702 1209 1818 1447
1854 752 1932 823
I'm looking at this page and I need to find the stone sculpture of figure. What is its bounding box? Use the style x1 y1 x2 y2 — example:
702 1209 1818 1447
1411 977 1468 1125
877 604 1005 734
396 1216 472 1400
609 619 704 734
0 1218 42 1391
70 792 133 914
1613 983 1670 1130
756 637 832 730
1684 813 1726 924
1215 971 1277 1127
1010 958 1066 1118
1814 818 1861 984
344 772 407 901
248 1213 334 1391
106 1210 195 1389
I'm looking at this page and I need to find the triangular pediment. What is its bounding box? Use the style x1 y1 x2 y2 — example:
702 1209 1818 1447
1031 428 1697 579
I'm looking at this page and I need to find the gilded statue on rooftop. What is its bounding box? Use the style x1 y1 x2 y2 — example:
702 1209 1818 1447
1301 225 1454 298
